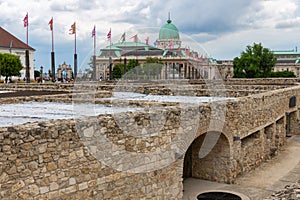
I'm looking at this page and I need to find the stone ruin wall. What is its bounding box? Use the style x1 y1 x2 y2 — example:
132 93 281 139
0 115 185 200
0 79 299 199
183 84 300 184
0 99 221 199
225 85 300 178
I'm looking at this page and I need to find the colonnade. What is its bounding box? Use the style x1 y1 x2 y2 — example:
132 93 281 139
161 61 217 80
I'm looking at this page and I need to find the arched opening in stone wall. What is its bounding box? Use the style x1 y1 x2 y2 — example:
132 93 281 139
183 131 231 183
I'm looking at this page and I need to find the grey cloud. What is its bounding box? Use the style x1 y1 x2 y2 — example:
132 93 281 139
50 3 77 12
111 2 151 25
275 19 300 29
50 1 98 12
78 0 98 10
148 0 259 34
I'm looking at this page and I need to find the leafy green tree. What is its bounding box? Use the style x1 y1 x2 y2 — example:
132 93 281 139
127 59 138 72
112 63 123 79
0 53 23 80
270 71 296 78
233 43 277 78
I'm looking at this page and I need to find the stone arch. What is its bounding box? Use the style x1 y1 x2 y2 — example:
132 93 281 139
57 62 73 81
183 131 233 183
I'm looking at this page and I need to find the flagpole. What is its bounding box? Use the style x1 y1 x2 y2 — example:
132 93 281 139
135 35 138 63
24 12 30 83
51 18 54 52
93 25 96 81
26 12 28 46
51 17 55 82
109 28 111 57
94 26 96 57
124 33 127 77
109 28 112 81
74 23 77 79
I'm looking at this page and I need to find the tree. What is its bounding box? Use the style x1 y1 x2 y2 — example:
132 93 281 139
233 43 277 78
270 71 296 78
127 59 140 72
0 53 23 80
112 63 123 79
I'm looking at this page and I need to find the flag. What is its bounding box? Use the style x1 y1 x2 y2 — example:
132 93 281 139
168 42 174 50
145 37 149 45
198 55 203 62
107 29 111 40
92 26 96 37
184 46 190 56
48 18 53 31
131 34 138 43
153 39 158 47
23 13 28 27
177 43 181 52
69 22 76 34
120 32 125 43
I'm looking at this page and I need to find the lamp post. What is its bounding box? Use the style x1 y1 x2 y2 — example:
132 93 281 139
40 66 43 83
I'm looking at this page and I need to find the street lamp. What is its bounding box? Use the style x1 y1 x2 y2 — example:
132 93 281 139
40 66 43 83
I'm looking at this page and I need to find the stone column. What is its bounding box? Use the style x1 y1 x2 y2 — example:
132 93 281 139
184 63 187 79
178 63 182 79
165 63 168 80
192 67 195 79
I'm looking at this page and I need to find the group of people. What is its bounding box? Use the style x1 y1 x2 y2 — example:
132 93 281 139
4 77 12 83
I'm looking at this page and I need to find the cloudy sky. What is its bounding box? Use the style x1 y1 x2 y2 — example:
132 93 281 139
1 0 300 72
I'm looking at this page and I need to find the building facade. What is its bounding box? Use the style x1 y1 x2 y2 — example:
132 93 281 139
272 50 300 77
217 50 300 78
95 18 219 81
0 27 35 81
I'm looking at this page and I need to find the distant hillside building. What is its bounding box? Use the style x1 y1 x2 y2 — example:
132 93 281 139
272 50 300 77
217 50 300 78
0 27 35 81
95 17 219 80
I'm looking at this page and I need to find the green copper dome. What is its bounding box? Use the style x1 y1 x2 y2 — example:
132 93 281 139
159 18 180 39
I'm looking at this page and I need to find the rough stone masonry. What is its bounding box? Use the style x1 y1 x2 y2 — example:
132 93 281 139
0 79 299 199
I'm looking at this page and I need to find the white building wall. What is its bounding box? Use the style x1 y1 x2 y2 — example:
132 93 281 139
0 48 35 81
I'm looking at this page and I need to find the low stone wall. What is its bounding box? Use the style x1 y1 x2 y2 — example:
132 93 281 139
0 92 112 104
225 85 300 139
226 78 299 85
225 85 300 177
0 84 74 92
0 115 185 199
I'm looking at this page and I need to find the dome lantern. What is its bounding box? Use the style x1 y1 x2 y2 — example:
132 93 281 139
157 14 181 49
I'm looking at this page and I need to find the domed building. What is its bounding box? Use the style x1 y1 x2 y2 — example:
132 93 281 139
157 17 181 49
94 16 219 81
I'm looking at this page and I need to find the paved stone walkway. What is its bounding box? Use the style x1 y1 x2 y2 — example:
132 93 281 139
183 135 300 200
